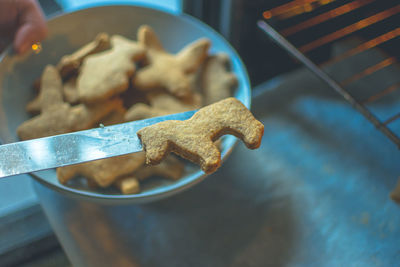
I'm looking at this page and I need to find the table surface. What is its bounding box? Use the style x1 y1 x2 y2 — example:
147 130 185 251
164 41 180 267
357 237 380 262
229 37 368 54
36 55 400 266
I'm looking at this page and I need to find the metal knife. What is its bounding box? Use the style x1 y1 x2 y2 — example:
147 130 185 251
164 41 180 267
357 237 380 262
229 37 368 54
0 110 196 179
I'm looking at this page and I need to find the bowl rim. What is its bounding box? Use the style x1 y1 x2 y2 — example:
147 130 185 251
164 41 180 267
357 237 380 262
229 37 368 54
1 4 252 205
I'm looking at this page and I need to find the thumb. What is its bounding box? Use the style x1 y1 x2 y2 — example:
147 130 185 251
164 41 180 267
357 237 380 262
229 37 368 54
14 23 39 53
13 0 47 54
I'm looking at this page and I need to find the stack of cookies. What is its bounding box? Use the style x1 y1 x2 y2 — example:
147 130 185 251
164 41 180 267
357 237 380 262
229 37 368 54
17 25 260 195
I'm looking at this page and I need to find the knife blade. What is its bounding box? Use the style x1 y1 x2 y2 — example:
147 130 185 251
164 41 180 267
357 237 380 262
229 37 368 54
0 110 196 179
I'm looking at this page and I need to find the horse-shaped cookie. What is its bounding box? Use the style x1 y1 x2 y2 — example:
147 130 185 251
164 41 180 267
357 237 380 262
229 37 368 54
137 97 264 174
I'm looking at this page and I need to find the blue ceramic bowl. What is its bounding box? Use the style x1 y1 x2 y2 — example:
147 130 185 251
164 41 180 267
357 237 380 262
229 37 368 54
0 5 251 204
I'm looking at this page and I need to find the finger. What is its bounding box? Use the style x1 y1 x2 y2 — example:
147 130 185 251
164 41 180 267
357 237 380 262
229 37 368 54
13 0 48 54
14 23 42 53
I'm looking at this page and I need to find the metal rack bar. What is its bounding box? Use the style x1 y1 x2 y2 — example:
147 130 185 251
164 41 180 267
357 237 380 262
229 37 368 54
257 20 400 148
299 5 400 52
281 0 375 36
363 83 400 104
339 57 396 86
263 0 333 19
384 113 400 125
321 28 400 67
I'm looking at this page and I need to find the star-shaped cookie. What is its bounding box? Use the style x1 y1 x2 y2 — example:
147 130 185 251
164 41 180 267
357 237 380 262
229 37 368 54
133 25 210 98
77 35 146 103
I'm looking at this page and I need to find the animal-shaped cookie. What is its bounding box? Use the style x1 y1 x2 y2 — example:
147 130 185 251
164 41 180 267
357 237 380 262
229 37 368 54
147 91 202 111
115 155 184 194
133 25 210 98
57 33 110 78
17 65 122 140
57 152 146 187
124 92 201 121
77 35 145 103
134 155 184 181
124 103 170 122
26 64 65 114
99 105 127 126
62 76 79 104
202 53 238 105
26 75 80 115
115 177 140 194
137 97 264 174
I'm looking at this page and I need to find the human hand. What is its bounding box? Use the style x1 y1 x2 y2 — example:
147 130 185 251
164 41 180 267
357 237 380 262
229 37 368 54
0 0 48 54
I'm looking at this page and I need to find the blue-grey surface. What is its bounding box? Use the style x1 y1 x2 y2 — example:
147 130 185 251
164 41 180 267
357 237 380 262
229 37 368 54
35 52 400 266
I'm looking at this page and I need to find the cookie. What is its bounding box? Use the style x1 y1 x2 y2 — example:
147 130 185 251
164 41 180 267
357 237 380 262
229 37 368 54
115 155 184 194
133 25 210 98
77 35 145 103
63 76 79 104
124 92 201 121
124 103 170 122
147 91 202 111
137 97 264 174
57 33 110 78
98 102 127 126
202 53 238 105
134 155 184 181
18 100 122 140
17 66 123 140
115 177 140 194
26 64 64 114
57 152 146 187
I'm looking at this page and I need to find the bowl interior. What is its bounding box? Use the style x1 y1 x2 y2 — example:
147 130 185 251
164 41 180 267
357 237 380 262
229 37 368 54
0 5 251 204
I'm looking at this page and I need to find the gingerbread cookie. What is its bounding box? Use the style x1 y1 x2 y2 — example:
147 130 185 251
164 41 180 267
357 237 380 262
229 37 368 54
62 76 80 104
133 25 210 98
77 35 145 103
202 53 238 105
137 97 264 174
115 155 184 194
17 66 123 140
134 155 184 181
124 103 170 122
26 64 64 114
57 152 146 187
100 108 127 126
57 33 110 78
115 177 140 194
125 92 201 121
147 91 202 111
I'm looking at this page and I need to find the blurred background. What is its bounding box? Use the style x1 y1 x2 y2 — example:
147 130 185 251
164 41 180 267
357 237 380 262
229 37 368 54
0 0 399 266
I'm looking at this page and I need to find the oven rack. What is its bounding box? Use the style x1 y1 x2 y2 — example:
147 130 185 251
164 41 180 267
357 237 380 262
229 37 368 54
258 0 400 148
